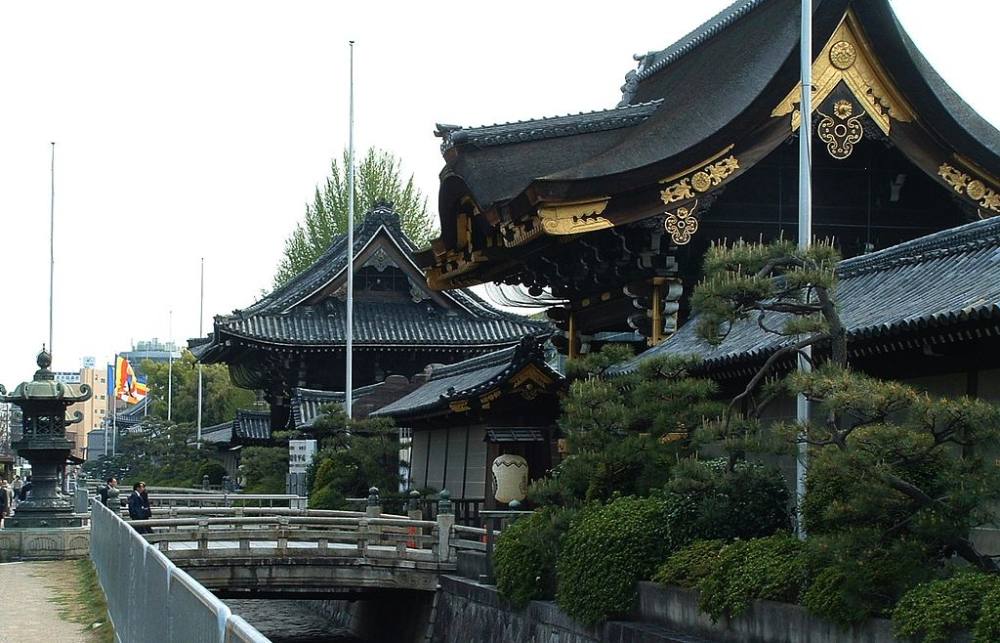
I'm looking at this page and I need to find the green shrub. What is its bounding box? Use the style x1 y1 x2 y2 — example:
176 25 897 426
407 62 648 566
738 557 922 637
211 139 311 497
308 485 346 510
973 583 1000 643
892 572 1000 643
556 496 694 625
653 539 727 588
697 534 805 622
494 507 576 607
667 458 790 541
802 531 934 625
197 461 227 485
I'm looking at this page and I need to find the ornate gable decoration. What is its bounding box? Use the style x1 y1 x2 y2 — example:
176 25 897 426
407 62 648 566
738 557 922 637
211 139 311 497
772 10 913 136
938 159 1000 216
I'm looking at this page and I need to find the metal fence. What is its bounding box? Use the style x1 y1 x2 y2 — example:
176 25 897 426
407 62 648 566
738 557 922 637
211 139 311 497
90 501 270 643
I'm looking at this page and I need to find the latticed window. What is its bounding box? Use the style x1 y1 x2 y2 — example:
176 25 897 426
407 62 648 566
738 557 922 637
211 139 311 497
357 266 411 293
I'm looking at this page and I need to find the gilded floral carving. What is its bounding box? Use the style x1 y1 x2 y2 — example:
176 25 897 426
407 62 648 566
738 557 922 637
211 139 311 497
938 163 1000 215
660 156 740 205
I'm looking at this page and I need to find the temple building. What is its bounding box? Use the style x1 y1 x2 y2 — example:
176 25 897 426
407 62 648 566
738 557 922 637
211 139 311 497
374 336 564 522
191 203 548 430
420 0 1000 357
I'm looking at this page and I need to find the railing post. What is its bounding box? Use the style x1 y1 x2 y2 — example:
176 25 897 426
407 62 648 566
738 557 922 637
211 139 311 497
366 486 381 518
436 490 455 562
358 518 369 557
407 490 422 549
277 517 289 554
197 519 209 551
484 515 497 583
407 490 422 521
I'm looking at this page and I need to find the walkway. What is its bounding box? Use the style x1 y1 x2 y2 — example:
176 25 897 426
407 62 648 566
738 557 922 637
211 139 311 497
0 561 92 643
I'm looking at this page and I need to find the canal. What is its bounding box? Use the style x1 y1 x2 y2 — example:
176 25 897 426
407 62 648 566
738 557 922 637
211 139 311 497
226 599 361 642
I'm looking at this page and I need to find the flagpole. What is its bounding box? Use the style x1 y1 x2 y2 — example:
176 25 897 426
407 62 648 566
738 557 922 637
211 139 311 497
167 309 173 422
796 0 813 540
112 355 117 458
49 142 55 358
197 258 204 446
345 40 355 420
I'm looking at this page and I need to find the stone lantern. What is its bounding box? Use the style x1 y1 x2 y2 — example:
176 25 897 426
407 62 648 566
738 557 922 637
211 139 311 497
0 349 90 529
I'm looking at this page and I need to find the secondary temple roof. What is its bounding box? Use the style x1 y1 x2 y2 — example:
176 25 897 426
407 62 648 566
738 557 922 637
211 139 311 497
200 409 273 446
610 216 1000 376
373 335 561 421
193 204 546 364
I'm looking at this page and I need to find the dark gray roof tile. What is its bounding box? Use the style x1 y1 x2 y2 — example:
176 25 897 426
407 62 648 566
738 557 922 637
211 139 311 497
612 216 1000 375
373 335 560 419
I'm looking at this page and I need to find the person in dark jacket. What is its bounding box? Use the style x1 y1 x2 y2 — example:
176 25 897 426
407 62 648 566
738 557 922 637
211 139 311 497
98 477 119 508
127 482 152 534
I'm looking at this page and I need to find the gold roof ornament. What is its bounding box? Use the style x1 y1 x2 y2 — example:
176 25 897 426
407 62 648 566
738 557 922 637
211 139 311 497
772 10 913 135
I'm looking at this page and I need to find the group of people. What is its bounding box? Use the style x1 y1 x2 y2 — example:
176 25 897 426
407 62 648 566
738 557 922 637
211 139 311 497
0 476 31 527
0 475 152 531
98 477 152 533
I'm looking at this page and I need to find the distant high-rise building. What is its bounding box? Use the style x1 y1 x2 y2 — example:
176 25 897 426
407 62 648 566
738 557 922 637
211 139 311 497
120 338 182 369
63 367 108 459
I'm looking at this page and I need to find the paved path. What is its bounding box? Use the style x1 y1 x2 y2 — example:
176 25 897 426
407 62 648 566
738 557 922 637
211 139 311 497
0 561 90 643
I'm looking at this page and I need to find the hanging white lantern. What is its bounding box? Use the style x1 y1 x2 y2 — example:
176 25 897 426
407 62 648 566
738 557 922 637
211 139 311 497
491 454 529 504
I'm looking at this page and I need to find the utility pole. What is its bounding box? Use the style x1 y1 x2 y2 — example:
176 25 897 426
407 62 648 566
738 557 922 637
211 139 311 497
345 40 356 420
197 259 204 446
49 142 55 358
796 0 813 540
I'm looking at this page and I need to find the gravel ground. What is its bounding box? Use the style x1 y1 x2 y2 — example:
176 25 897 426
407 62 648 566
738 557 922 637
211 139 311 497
0 561 90 643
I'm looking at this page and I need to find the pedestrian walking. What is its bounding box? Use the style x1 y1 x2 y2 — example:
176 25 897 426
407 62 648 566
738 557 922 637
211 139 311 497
127 482 152 534
0 480 11 527
18 476 32 502
11 476 22 508
98 477 120 509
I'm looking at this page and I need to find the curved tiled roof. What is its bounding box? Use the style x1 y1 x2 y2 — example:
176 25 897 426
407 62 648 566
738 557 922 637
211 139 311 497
436 101 662 151
373 335 560 419
620 0 768 104
611 216 1000 375
220 301 548 348
289 384 382 429
195 203 550 359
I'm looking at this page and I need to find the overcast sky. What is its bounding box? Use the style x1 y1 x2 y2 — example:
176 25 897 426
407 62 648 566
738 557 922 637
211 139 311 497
1 1 998 389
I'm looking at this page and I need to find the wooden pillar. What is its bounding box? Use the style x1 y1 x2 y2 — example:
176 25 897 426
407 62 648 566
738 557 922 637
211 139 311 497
568 310 578 360
651 282 663 345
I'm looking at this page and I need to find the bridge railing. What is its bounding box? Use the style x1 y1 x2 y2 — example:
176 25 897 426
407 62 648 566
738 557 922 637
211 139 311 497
133 513 452 562
90 501 269 642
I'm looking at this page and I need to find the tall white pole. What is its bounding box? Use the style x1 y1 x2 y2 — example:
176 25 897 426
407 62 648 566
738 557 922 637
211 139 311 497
345 41 355 420
112 355 117 458
197 258 204 446
167 309 173 422
49 142 55 358
796 0 813 540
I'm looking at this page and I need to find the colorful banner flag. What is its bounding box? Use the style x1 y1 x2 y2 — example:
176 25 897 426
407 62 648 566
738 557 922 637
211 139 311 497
114 356 148 404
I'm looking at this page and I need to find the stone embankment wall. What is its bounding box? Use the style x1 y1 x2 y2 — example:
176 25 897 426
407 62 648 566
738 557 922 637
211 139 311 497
320 560 929 642
636 583 906 643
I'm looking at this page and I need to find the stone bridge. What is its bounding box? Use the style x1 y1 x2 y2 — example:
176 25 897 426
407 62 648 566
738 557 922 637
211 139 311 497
128 507 488 599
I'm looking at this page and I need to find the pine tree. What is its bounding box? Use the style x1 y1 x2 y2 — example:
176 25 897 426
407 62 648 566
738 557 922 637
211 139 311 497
273 148 436 287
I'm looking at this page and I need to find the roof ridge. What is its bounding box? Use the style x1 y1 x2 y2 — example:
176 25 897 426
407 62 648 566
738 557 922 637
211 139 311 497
235 408 270 419
426 344 520 381
427 334 548 381
436 100 663 151
240 204 410 317
838 216 1000 277
619 0 768 105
